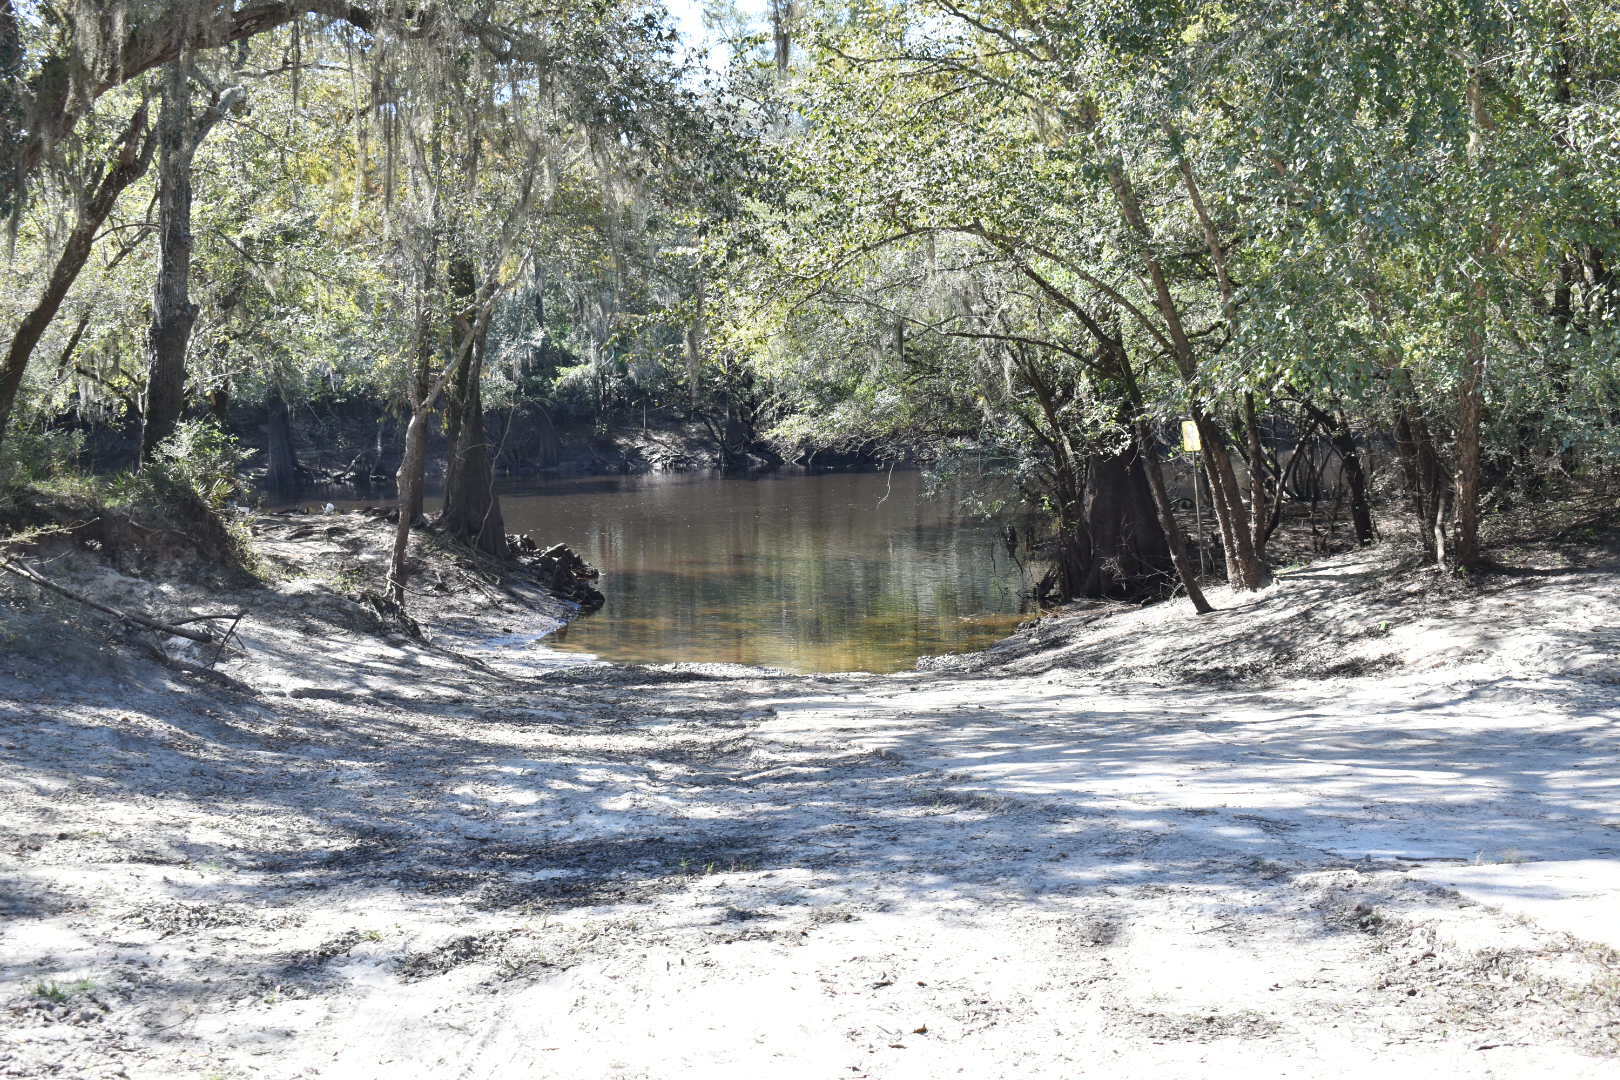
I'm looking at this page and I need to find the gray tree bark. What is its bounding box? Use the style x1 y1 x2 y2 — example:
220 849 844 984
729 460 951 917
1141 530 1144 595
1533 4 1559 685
0 0 23 225
139 62 200 461
264 386 300 492
388 405 430 606
1452 311 1487 568
139 64 241 462
437 258 506 557
1117 354 1212 614
439 330 506 558
0 102 154 453
1393 410 1452 564
1091 144 1266 590
389 275 442 605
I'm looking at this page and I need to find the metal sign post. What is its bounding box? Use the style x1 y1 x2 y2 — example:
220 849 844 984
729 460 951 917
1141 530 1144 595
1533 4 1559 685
1180 421 1208 578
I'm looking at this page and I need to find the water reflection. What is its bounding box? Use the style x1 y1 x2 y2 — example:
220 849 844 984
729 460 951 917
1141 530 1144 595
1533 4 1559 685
499 470 1034 673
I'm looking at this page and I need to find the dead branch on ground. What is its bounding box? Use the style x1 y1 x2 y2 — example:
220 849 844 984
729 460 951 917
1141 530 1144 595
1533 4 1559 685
0 557 243 651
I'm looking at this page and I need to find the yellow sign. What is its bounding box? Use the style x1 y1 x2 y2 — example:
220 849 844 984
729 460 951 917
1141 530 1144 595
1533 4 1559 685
1180 420 1201 453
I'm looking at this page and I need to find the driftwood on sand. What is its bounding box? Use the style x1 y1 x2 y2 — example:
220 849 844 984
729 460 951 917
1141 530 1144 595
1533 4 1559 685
0 557 241 649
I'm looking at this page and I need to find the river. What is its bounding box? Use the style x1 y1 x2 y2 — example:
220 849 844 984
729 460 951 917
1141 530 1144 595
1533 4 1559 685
494 469 1035 673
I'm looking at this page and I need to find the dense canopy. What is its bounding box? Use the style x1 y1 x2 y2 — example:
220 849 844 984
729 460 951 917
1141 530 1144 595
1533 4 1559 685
1 0 1617 607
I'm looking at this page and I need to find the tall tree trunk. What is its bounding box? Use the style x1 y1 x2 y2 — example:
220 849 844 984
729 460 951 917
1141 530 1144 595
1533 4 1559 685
1452 335 1485 567
1452 69 1497 570
139 66 238 461
1340 445 1376 547
685 275 704 408
0 0 23 227
388 268 441 604
439 330 507 557
1180 148 1271 580
770 0 798 74
1193 412 1264 588
0 102 154 453
1131 420 1214 615
439 253 474 519
387 261 438 610
1118 352 1212 613
404 255 438 524
1080 444 1170 599
440 257 477 464
438 259 506 557
264 386 300 492
139 62 201 462
390 294 491 602
1244 394 1269 556
389 404 430 606
1099 149 1263 589
440 340 471 499
1393 410 1451 564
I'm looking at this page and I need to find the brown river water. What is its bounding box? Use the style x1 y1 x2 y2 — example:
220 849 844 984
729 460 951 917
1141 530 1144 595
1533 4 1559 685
489 469 1035 673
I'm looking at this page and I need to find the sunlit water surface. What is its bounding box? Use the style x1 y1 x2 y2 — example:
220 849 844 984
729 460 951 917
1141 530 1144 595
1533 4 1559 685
494 470 1033 673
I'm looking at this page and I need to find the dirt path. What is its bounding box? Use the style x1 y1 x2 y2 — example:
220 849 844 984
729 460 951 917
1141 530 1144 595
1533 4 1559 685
1 530 1617 1078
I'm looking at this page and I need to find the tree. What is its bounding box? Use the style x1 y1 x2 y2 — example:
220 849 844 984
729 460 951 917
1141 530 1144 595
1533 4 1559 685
715 0 1620 586
720 225 1212 609
1 0 701 457
372 0 735 596
139 58 243 463
6 1 511 206
0 97 155 448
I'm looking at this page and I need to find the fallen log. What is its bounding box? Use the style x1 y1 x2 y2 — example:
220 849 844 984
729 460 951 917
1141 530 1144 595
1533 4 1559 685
0 558 235 646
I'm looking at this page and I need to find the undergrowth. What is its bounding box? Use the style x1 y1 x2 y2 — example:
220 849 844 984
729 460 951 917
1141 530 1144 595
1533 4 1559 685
0 421 259 581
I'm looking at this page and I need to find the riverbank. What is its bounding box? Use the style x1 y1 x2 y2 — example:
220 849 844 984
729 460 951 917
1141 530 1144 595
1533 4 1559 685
250 403 808 491
1 514 1618 1078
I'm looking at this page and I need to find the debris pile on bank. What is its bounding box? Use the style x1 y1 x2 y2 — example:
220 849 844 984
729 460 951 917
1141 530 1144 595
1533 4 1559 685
512 537 604 611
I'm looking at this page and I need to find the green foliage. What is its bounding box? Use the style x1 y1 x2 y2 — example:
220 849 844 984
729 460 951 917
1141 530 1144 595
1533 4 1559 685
702 0 1620 570
31 979 96 1003
2 0 741 453
4 0 1617 578
148 420 248 511
0 424 84 489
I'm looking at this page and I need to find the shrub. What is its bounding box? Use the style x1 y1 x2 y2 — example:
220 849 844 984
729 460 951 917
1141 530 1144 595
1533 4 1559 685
149 419 249 510
0 425 85 489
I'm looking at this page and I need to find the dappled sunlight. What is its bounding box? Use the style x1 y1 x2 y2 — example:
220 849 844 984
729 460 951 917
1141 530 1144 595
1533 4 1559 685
758 665 1620 945
3 533 1620 1077
5 624 1620 1077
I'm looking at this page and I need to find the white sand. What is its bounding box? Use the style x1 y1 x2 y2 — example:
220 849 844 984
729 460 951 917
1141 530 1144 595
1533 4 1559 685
2 530 1616 1078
